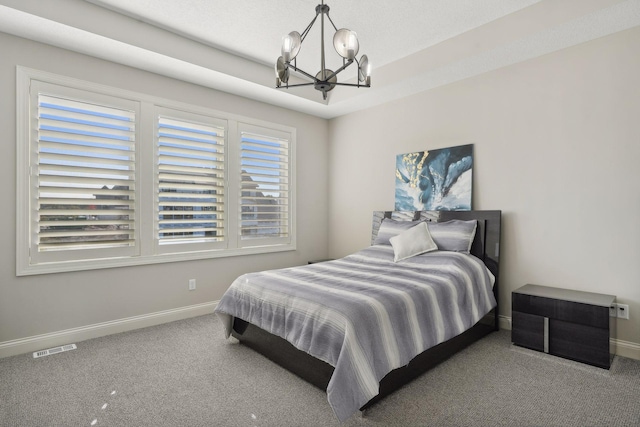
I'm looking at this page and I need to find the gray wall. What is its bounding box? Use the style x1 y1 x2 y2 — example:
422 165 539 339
327 27 640 348
0 32 329 344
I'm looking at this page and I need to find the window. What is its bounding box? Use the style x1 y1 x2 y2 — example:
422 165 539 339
17 68 295 275
155 109 227 254
239 124 292 247
28 82 140 265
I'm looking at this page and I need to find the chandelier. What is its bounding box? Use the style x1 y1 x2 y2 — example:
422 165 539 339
275 0 371 100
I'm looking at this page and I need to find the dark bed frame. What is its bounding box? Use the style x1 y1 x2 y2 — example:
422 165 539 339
231 210 502 413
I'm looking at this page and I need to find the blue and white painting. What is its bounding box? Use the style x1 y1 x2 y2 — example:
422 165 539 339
395 144 473 211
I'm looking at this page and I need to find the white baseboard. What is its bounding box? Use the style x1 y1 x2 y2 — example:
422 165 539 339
499 315 640 361
0 301 219 359
499 315 512 331
614 339 640 360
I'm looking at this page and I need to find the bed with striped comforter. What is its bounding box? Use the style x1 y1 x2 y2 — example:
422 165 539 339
215 244 497 422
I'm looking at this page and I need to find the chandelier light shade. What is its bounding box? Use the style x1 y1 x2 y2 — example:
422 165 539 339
275 1 371 100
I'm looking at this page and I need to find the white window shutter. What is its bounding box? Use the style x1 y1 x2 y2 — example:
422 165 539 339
35 93 136 255
157 114 226 247
239 129 291 245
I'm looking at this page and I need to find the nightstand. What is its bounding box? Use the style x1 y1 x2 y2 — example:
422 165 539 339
512 284 616 369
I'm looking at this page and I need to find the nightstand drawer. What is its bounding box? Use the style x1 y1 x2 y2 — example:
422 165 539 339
514 294 610 329
512 293 555 318
550 319 610 368
554 300 609 329
512 311 544 352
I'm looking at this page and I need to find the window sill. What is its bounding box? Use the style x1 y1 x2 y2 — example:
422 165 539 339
17 243 296 276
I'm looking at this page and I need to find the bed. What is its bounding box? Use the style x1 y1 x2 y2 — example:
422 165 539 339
215 210 501 422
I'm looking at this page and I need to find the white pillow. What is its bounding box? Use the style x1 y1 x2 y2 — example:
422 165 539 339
389 222 438 262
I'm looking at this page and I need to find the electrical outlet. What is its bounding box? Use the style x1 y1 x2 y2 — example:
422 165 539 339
188 279 196 291
617 303 629 320
609 304 618 317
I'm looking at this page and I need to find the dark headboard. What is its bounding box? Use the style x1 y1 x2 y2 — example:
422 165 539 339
372 210 502 325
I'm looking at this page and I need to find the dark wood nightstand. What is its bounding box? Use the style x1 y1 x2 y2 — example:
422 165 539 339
512 284 616 369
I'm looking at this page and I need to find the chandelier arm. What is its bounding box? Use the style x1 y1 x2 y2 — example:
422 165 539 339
300 13 319 42
276 82 316 89
325 13 339 32
286 64 319 82
332 81 369 88
323 59 354 81
352 56 361 80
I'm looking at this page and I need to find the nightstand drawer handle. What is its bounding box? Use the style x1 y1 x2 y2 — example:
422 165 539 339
544 317 549 353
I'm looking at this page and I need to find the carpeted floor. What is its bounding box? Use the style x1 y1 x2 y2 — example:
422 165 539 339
1 314 639 426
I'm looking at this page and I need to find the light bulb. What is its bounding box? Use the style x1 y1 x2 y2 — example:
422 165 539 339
281 31 301 62
346 31 357 60
282 35 293 62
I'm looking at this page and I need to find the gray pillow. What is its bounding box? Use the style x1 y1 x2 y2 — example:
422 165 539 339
427 220 477 252
373 219 423 245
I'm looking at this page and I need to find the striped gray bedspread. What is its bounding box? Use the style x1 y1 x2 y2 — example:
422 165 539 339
215 245 497 422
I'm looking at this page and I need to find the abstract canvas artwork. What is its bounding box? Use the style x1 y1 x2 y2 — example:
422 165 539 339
395 144 473 211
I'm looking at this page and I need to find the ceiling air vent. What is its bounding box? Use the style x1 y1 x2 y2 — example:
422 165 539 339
33 344 77 358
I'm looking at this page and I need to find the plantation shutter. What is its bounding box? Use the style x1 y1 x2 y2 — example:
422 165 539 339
239 128 291 244
157 113 226 246
34 92 137 255
18 71 298 275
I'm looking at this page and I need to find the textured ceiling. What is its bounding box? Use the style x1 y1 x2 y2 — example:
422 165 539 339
86 0 541 69
1 0 639 117
81 0 544 103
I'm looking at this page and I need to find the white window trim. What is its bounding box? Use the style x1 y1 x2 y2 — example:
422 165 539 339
16 67 296 276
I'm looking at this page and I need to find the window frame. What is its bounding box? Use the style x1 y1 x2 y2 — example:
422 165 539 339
16 67 296 276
